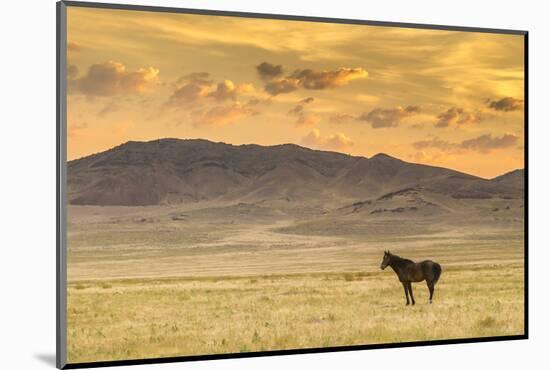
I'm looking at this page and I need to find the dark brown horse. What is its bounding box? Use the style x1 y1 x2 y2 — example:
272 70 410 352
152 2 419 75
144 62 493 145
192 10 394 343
380 250 442 305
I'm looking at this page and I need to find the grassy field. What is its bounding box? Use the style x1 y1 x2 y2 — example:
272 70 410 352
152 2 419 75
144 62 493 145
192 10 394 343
66 203 525 364
67 264 524 363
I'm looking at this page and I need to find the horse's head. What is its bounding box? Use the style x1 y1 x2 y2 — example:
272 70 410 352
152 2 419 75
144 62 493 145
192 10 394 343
380 250 391 270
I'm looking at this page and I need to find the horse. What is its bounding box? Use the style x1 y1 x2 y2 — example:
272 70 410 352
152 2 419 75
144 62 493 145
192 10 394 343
380 250 442 305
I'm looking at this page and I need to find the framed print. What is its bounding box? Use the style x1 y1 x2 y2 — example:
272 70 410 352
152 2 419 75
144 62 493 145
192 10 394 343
56 1 528 368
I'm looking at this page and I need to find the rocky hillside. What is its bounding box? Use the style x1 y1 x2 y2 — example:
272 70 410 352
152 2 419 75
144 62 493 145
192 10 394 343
67 138 524 206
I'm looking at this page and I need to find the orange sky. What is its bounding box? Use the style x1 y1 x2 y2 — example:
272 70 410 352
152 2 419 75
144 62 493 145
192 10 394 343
66 6 525 178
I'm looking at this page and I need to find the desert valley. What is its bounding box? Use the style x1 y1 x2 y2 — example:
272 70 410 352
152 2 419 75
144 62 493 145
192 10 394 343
65 139 525 362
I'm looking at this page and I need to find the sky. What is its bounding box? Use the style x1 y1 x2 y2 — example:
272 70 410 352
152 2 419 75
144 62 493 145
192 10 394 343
66 6 525 178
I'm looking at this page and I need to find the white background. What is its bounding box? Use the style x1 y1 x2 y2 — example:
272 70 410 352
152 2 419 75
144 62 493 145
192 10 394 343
1 0 547 369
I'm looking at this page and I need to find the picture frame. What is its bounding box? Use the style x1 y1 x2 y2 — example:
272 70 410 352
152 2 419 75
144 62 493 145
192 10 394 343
57 1 528 368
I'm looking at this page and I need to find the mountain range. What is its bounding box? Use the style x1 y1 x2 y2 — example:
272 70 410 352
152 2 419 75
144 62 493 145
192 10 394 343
67 138 524 207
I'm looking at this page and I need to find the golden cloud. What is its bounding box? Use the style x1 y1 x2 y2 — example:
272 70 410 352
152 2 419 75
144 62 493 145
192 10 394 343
69 60 159 97
290 67 368 89
299 97 315 104
435 107 482 128
256 62 284 80
288 97 317 126
263 66 368 95
296 114 321 127
67 65 79 80
486 97 524 112
410 150 447 164
168 73 254 106
67 121 88 137
288 104 304 116
208 80 255 101
413 133 519 153
168 73 212 105
301 129 354 150
412 136 456 151
264 78 301 96
193 103 257 126
97 99 120 118
329 113 356 124
358 105 420 128
68 41 82 52
460 133 519 153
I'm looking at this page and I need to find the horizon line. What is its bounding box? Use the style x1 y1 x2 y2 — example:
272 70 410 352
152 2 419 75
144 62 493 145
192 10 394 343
67 137 524 180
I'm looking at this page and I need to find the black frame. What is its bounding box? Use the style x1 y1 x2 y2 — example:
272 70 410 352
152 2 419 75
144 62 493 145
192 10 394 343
56 1 529 368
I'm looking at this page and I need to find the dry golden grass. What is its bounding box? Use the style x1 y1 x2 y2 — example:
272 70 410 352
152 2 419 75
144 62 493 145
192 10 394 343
66 203 524 364
67 263 524 363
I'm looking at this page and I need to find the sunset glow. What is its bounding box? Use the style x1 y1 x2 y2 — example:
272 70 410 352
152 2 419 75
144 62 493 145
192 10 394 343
67 7 525 178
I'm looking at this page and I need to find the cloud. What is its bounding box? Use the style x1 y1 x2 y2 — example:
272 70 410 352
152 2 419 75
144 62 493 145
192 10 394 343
412 137 456 151
288 105 304 116
296 114 320 126
97 99 120 118
262 66 368 95
67 121 88 137
68 41 82 52
246 97 272 107
358 105 420 128
193 102 257 126
256 62 284 80
486 97 524 112
405 106 421 113
329 113 356 124
289 67 368 90
409 123 427 129
264 78 301 96
456 112 481 125
288 97 314 115
288 97 317 126
67 65 79 80
325 132 354 149
208 80 255 101
168 73 254 106
301 129 354 150
301 129 324 147
169 81 210 105
435 108 461 128
299 97 315 104
460 133 519 153
410 150 446 163
180 72 211 83
435 107 482 128
412 133 519 154
69 60 159 97
166 72 262 126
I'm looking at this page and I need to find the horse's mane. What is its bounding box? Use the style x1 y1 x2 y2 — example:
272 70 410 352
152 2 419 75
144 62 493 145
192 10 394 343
390 253 414 266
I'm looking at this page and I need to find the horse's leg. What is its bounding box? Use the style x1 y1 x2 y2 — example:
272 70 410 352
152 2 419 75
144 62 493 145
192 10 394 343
407 282 415 305
402 282 410 305
427 280 434 303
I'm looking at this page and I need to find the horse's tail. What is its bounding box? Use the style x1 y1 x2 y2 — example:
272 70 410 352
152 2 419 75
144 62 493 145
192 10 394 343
432 262 442 285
